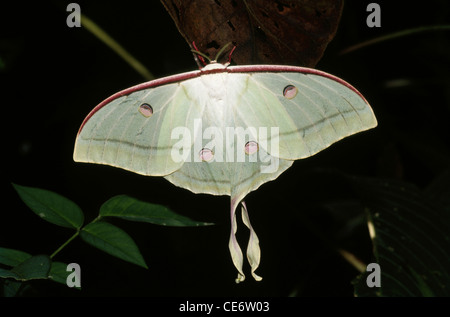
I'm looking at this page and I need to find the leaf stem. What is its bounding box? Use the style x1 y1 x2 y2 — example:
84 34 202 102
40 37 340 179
340 25 450 55
80 13 154 80
337 249 366 273
50 216 104 259
50 231 80 259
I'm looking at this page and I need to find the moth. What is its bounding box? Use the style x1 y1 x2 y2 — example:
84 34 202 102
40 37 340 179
74 47 377 282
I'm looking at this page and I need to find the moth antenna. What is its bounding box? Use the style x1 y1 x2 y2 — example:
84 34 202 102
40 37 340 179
227 44 237 64
191 50 211 65
191 41 209 67
214 42 233 62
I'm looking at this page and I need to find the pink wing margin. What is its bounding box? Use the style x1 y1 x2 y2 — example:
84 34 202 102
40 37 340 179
77 64 368 135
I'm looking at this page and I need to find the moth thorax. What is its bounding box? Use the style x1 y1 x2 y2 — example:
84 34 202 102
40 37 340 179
201 63 228 71
200 72 228 108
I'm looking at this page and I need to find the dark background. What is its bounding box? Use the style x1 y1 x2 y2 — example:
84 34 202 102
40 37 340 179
1 0 449 296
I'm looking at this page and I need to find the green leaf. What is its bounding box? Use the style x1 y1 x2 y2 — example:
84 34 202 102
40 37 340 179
2 280 24 297
350 177 450 296
12 183 84 229
48 261 81 290
80 221 148 269
0 247 32 267
48 261 69 285
0 268 20 279
100 195 213 227
8 255 51 281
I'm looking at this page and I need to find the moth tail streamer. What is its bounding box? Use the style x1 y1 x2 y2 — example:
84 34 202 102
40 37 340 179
228 199 262 283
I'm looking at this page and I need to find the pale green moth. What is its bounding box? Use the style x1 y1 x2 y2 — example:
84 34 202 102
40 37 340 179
73 58 377 283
